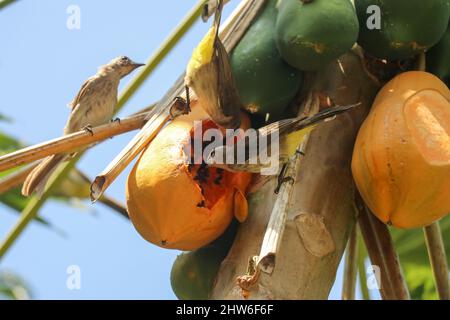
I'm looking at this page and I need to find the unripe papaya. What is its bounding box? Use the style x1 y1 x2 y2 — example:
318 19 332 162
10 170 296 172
170 222 237 300
231 0 303 118
355 0 450 60
427 26 450 85
275 0 359 71
170 246 223 300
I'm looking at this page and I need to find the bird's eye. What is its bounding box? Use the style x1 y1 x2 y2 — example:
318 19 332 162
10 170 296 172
121 56 129 62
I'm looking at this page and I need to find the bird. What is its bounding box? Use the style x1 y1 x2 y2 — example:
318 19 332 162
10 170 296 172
21 56 144 196
206 103 360 174
185 0 242 129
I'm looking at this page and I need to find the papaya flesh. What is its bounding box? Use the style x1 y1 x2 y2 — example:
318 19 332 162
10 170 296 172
356 0 450 60
231 0 303 119
275 0 359 71
427 26 450 86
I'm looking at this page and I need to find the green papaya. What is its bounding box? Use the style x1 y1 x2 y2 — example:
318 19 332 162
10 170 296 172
170 221 237 300
170 246 224 300
275 0 359 71
427 27 450 85
355 0 450 60
231 0 303 118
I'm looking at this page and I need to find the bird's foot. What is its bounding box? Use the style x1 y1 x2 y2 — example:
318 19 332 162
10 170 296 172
110 117 121 124
274 163 295 194
170 96 191 119
274 176 295 194
82 125 94 136
170 85 191 119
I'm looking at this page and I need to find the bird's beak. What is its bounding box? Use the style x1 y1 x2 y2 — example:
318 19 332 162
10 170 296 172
132 62 145 69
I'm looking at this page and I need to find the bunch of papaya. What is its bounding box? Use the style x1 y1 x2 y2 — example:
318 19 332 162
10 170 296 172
231 0 362 118
231 0 303 119
355 0 450 60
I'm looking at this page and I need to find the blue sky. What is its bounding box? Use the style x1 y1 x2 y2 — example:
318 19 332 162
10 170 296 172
0 0 372 300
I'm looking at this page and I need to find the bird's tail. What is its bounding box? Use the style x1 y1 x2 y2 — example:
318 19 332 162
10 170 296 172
22 154 66 197
293 103 361 131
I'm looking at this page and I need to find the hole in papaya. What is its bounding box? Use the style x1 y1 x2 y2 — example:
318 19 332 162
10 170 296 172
184 120 239 210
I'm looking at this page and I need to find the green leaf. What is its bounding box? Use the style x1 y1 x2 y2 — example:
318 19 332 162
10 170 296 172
391 217 450 266
0 270 32 300
0 131 53 226
391 216 450 299
0 132 24 156
402 264 438 300
0 113 12 122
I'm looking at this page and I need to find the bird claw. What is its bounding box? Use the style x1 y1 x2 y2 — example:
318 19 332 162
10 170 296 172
274 176 295 194
274 163 295 194
169 97 190 119
170 87 191 120
110 117 121 124
82 125 94 136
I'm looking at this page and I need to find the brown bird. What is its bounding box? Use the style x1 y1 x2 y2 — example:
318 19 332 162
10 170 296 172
22 56 144 196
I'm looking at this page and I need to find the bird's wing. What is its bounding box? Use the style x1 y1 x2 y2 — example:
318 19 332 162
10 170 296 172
259 103 360 138
250 103 360 162
68 76 102 109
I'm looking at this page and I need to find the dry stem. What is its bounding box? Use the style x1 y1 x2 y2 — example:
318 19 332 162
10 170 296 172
423 222 450 300
0 112 148 173
356 193 410 300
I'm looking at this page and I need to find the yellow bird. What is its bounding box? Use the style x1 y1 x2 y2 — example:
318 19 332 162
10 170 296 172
207 103 360 173
185 0 242 129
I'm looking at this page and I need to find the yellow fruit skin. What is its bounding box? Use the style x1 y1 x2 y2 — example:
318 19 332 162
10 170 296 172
352 71 450 229
126 103 251 250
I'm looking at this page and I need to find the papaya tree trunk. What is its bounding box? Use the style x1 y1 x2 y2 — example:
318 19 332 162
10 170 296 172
211 50 380 299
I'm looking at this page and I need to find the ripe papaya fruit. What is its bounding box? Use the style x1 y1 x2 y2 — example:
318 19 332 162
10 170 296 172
427 26 450 85
275 0 359 71
170 221 237 300
355 0 450 60
352 71 450 228
126 102 252 251
231 0 303 119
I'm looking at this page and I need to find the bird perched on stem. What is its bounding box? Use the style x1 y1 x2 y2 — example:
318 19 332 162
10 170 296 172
22 56 144 196
206 103 360 174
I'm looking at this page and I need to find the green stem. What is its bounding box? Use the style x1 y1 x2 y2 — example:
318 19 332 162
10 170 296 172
0 0 17 10
0 0 206 262
0 156 79 260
